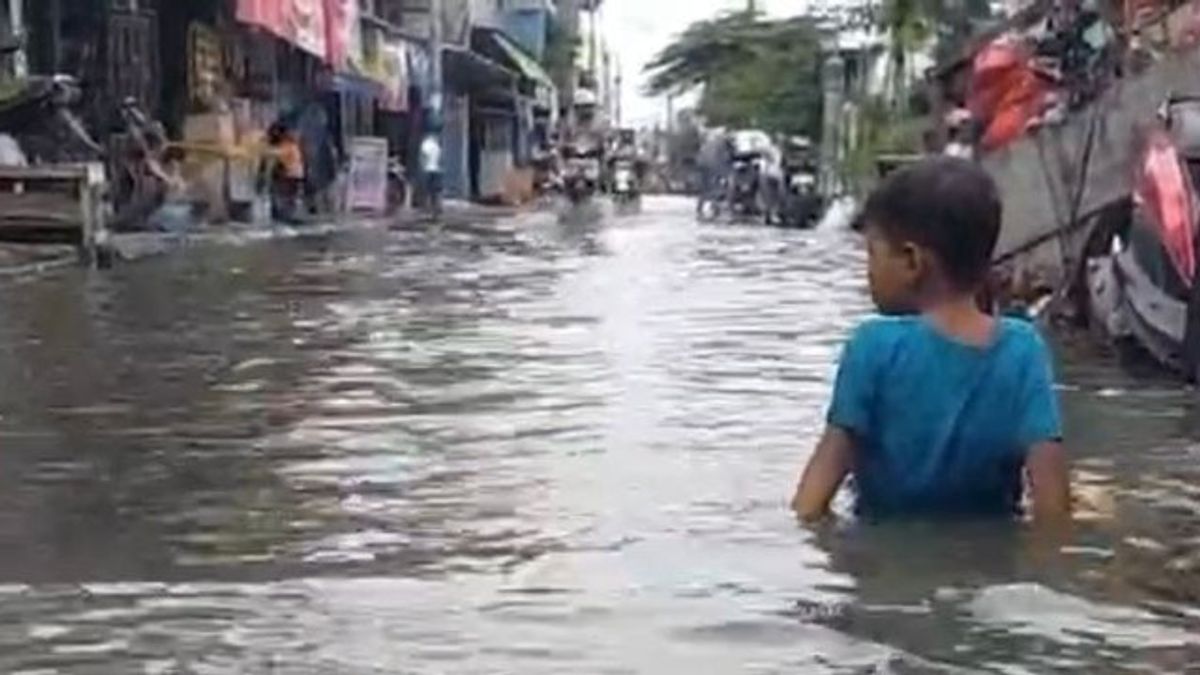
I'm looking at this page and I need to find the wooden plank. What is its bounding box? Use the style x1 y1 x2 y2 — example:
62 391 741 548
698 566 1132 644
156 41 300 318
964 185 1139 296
0 164 93 181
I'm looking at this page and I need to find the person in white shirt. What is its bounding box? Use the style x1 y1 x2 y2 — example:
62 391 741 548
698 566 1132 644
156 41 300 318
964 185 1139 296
420 133 443 218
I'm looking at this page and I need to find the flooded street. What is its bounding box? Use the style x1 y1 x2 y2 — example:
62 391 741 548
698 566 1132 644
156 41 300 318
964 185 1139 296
0 196 1198 673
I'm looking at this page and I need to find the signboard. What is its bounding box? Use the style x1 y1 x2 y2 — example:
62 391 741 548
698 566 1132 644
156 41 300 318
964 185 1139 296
347 137 389 212
188 23 223 107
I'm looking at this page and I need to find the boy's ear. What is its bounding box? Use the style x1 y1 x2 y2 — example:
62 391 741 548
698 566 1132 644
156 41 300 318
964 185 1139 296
899 241 923 274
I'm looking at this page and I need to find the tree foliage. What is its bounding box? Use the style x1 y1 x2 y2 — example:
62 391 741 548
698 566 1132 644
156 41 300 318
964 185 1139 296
643 12 824 137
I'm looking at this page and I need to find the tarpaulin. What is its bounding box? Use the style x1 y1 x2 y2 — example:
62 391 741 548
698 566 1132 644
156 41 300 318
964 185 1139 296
289 0 327 58
237 0 286 37
323 0 361 69
969 39 1048 152
1136 128 1198 285
237 0 328 60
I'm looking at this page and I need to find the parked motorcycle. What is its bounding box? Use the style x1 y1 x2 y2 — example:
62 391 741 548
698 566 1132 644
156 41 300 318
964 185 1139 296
386 157 408 215
0 75 104 164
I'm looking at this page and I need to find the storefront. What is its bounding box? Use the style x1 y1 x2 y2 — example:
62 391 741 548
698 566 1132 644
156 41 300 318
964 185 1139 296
25 0 161 129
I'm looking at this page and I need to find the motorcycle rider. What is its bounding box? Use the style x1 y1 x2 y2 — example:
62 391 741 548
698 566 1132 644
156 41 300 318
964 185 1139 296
608 130 644 199
696 128 731 216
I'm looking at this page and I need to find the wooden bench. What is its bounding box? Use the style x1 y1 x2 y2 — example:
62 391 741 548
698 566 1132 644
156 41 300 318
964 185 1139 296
0 163 106 262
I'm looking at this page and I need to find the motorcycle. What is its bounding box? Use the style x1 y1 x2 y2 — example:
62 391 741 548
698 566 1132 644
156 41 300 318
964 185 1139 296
386 157 408 215
0 75 104 164
562 151 601 206
610 158 640 209
780 170 822 229
729 152 763 217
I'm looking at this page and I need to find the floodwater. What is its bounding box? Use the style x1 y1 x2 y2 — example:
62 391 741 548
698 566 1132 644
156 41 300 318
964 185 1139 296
0 196 1197 673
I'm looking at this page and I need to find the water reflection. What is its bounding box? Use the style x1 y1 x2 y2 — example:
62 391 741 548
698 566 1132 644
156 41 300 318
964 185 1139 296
0 197 1196 672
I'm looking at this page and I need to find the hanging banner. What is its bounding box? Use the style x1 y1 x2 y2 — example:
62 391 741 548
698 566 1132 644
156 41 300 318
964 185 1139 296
323 0 362 70
289 0 328 59
237 0 328 60
379 42 410 112
347 137 389 213
237 0 287 40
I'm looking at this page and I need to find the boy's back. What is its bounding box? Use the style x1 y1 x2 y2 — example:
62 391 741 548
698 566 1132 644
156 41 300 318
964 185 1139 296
793 157 1069 524
830 316 1060 517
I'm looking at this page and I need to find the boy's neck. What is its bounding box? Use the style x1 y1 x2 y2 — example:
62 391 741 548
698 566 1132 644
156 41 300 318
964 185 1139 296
920 293 995 346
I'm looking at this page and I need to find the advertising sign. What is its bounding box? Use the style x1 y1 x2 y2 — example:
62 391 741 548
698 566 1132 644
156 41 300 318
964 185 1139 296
347 137 389 213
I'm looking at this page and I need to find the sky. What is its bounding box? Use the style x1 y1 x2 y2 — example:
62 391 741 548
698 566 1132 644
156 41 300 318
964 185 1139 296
601 0 811 128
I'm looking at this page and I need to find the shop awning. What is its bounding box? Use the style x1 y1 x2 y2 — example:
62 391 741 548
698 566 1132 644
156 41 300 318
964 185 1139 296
471 28 557 108
328 71 384 98
443 46 516 91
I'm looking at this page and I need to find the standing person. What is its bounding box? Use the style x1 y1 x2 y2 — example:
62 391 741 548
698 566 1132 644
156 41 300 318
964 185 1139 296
420 132 443 220
696 129 730 216
263 122 305 223
296 101 340 215
791 157 1070 524
944 108 976 160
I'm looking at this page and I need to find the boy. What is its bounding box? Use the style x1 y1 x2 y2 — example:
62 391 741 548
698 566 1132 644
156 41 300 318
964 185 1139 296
792 157 1070 523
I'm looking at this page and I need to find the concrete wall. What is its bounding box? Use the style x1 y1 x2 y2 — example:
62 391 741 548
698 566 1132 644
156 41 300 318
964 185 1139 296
468 0 503 29
982 47 1200 286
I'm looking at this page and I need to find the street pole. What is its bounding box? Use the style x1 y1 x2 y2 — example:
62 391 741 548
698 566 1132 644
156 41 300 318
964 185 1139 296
426 0 444 218
49 0 61 72
588 3 597 95
560 0 579 138
614 57 622 129
9 0 26 77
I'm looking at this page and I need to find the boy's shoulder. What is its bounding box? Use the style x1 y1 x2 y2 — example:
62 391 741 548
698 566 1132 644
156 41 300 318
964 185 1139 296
848 315 1048 358
848 314 923 344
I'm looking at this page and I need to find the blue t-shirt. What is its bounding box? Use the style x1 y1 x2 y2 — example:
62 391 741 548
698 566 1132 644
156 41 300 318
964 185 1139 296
828 316 1062 517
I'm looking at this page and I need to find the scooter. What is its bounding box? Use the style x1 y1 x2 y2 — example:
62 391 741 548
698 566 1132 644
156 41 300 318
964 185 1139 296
729 154 763 217
780 170 822 229
610 158 641 210
563 152 601 206
0 75 104 164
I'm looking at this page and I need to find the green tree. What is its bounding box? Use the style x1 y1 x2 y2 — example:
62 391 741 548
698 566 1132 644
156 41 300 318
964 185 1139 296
643 12 824 138
876 0 993 102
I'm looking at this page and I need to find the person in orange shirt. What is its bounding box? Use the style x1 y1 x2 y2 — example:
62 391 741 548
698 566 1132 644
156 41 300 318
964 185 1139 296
264 122 305 223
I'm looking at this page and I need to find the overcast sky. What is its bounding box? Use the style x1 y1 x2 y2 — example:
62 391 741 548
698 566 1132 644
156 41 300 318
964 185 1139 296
602 0 810 128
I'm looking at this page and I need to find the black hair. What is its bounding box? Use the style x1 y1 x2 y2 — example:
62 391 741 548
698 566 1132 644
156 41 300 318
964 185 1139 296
863 156 1001 290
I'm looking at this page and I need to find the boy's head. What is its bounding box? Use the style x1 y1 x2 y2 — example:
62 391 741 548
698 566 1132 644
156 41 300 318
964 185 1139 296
861 157 1001 314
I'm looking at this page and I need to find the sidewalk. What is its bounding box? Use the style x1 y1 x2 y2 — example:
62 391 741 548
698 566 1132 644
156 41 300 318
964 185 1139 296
98 217 391 264
0 201 543 276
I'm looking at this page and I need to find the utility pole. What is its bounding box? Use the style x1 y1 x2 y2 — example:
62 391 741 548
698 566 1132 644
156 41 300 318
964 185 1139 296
746 0 757 13
560 0 580 136
49 0 61 72
587 2 597 93
429 0 443 120
614 57 623 128
9 0 26 77
426 0 445 216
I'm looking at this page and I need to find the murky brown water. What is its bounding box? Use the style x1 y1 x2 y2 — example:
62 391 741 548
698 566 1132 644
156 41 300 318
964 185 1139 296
0 196 1197 673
